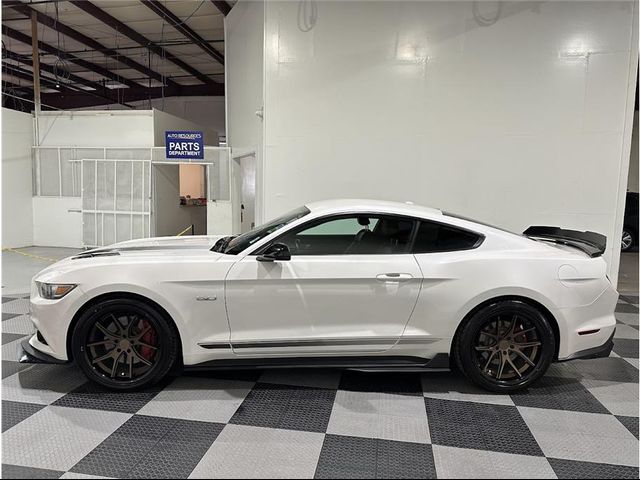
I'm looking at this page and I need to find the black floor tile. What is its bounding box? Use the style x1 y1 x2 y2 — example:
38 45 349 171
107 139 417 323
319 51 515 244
547 357 639 383
72 414 223 479
339 370 423 396
616 415 639 439
314 434 436 479
230 382 336 433
52 381 166 414
511 376 609 414
2 312 21 322
1 464 63 479
548 457 639 479
620 295 639 305
613 338 639 358
2 360 30 379
2 332 26 345
425 398 544 456
615 303 639 314
2 400 45 433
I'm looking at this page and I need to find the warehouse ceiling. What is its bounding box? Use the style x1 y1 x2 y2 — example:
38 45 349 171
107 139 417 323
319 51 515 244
1 0 234 111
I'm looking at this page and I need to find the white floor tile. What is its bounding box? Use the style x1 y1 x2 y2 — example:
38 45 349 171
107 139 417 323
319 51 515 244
433 445 557 479
189 424 324 479
138 376 254 423
422 374 514 406
581 379 639 417
327 390 430 444
2 406 130 471
518 407 639 467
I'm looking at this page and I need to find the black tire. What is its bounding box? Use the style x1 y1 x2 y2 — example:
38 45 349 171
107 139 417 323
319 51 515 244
454 300 555 393
621 227 635 252
72 298 179 391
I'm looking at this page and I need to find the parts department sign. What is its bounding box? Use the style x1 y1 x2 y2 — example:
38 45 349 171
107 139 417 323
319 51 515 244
165 131 204 160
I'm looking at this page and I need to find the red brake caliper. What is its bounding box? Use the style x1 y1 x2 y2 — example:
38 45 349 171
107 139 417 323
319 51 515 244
139 320 157 360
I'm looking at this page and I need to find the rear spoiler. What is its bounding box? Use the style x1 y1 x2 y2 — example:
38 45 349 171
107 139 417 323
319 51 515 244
523 226 606 258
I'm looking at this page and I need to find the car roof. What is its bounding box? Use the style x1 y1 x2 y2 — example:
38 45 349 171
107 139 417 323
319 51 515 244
304 199 443 219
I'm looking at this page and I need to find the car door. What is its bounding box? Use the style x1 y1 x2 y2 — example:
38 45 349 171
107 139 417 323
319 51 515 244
224 213 423 356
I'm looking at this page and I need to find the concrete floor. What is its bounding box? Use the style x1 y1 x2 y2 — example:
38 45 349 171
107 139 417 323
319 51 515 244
1 247 82 295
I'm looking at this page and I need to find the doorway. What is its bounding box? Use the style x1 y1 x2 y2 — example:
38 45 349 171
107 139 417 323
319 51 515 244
232 152 256 234
153 163 208 237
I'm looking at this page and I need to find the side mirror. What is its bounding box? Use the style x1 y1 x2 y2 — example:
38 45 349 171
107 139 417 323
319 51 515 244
257 243 291 262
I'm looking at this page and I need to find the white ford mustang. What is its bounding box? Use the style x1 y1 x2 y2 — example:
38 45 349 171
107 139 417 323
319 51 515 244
22 199 617 392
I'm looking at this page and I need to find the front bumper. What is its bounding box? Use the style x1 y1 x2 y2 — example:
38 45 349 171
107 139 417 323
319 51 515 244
19 337 68 365
558 329 615 362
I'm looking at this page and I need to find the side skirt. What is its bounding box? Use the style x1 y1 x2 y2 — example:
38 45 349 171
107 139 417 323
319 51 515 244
183 353 450 372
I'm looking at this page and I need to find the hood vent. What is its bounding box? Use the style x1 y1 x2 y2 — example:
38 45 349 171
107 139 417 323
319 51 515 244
72 250 120 260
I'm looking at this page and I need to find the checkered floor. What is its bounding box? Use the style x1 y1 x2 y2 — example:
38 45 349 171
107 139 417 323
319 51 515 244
1 294 638 479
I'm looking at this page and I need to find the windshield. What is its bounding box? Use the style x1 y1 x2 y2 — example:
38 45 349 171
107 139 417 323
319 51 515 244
222 206 310 254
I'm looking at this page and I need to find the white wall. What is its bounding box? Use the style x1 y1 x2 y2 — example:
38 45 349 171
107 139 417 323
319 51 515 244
228 0 637 282
226 0 265 224
37 110 154 147
2 108 34 248
32 197 83 247
152 109 219 147
80 97 226 138
207 200 233 235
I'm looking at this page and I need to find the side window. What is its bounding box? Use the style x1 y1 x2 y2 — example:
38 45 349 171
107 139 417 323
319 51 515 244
277 215 414 255
413 221 481 253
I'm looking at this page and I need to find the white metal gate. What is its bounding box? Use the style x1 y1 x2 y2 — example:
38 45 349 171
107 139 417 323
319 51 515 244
81 157 152 248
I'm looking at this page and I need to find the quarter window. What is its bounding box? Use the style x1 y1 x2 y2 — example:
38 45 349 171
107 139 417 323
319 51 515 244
412 221 481 253
276 215 414 255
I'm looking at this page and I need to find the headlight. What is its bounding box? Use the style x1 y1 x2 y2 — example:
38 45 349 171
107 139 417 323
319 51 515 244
36 282 77 300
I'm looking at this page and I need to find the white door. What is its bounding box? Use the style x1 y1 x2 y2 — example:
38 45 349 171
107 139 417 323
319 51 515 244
82 159 151 247
224 214 422 356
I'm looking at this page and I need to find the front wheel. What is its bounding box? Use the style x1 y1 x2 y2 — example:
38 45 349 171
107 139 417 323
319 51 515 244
454 300 555 392
72 298 179 391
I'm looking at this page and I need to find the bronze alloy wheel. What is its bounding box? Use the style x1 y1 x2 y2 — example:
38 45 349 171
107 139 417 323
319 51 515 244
73 297 179 391
454 300 555 392
86 312 160 381
473 314 541 382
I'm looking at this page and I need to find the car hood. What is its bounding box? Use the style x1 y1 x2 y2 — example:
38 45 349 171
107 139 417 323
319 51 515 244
81 235 226 255
34 235 228 283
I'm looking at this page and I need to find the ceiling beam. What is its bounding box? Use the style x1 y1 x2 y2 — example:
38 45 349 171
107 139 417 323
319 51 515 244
2 48 107 92
69 1 218 86
41 82 225 109
2 50 138 108
2 62 73 92
8 2 179 87
2 25 141 89
2 80 33 92
141 0 225 66
211 1 232 16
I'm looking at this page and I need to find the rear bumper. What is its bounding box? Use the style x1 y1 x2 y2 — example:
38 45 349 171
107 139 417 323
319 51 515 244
557 329 615 362
556 285 618 360
18 337 68 365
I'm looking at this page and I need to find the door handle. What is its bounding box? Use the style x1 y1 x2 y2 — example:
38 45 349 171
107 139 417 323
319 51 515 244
376 273 413 282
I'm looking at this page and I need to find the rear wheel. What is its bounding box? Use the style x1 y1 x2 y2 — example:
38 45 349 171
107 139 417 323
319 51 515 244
72 298 179 391
621 228 635 251
454 300 555 392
